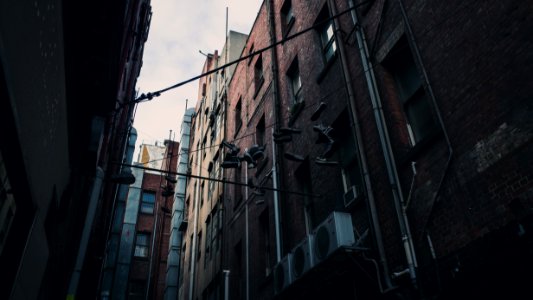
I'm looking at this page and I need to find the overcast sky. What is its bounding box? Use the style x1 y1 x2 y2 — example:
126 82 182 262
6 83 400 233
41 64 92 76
133 0 263 160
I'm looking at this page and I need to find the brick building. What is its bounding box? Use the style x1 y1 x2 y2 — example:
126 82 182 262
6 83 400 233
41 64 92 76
179 31 248 300
193 0 533 299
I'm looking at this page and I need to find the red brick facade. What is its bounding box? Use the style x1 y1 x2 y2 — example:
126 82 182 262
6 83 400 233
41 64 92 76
185 0 533 299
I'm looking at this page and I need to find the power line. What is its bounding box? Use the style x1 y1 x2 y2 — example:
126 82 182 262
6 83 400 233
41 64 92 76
133 0 372 103
121 163 322 198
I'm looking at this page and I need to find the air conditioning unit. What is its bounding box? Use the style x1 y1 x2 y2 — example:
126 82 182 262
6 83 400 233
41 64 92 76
291 234 314 279
312 211 355 263
274 253 293 294
344 185 360 208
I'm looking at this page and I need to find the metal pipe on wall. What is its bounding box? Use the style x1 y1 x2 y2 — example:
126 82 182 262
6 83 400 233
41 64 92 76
341 0 419 287
266 0 283 263
329 0 394 291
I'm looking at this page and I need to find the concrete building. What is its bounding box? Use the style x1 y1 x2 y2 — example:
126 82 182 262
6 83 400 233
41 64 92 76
0 0 152 299
165 108 195 300
194 0 533 299
179 31 248 300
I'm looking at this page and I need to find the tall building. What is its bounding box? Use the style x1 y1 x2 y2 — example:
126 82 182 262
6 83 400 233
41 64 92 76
180 0 533 299
180 31 248 300
0 0 152 299
100 139 179 300
165 108 195 300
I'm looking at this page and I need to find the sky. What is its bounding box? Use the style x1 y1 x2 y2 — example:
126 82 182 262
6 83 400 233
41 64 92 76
133 0 263 160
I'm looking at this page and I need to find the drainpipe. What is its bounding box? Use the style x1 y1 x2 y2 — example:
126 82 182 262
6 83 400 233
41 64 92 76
266 0 283 264
189 98 205 300
66 167 105 299
328 0 395 291
397 0 454 232
340 0 418 287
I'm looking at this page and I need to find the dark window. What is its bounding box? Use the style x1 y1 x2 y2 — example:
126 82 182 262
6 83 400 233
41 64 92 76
254 55 264 94
256 115 265 146
205 215 212 265
316 7 337 63
287 58 302 104
281 0 295 36
134 232 150 257
197 231 202 261
140 191 155 214
235 99 242 134
180 243 186 285
200 181 205 207
385 37 438 145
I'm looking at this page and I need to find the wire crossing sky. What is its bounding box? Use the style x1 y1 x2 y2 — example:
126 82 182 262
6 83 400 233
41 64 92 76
134 0 263 160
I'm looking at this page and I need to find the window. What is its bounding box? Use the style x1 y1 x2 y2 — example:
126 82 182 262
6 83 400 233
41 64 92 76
316 7 337 63
254 55 264 94
134 232 150 257
287 58 302 104
235 98 242 134
180 243 186 285
200 181 205 207
205 216 212 265
332 109 365 204
140 191 155 214
281 0 295 36
255 115 265 146
197 231 202 261
385 37 438 145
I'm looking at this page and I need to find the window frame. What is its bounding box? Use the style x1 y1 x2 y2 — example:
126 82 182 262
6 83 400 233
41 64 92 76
384 37 438 146
254 55 264 96
287 58 302 105
281 0 295 37
134 232 150 258
140 190 156 214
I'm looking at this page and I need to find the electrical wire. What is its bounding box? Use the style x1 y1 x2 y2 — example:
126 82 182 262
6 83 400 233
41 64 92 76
120 163 321 198
132 0 373 103
134 0 477 165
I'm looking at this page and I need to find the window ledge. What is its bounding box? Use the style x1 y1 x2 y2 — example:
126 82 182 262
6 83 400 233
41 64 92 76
316 53 338 84
397 127 443 166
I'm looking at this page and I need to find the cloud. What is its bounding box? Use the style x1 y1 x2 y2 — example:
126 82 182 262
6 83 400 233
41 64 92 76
133 0 262 160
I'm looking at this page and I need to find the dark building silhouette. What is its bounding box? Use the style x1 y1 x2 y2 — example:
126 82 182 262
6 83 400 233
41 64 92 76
0 0 152 298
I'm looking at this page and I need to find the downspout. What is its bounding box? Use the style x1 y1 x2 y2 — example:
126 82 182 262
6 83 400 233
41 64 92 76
189 104 204 300
266 0 283 263
341 0 418 287
396 0 454 227
66 167 105 299
328 0 395 291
